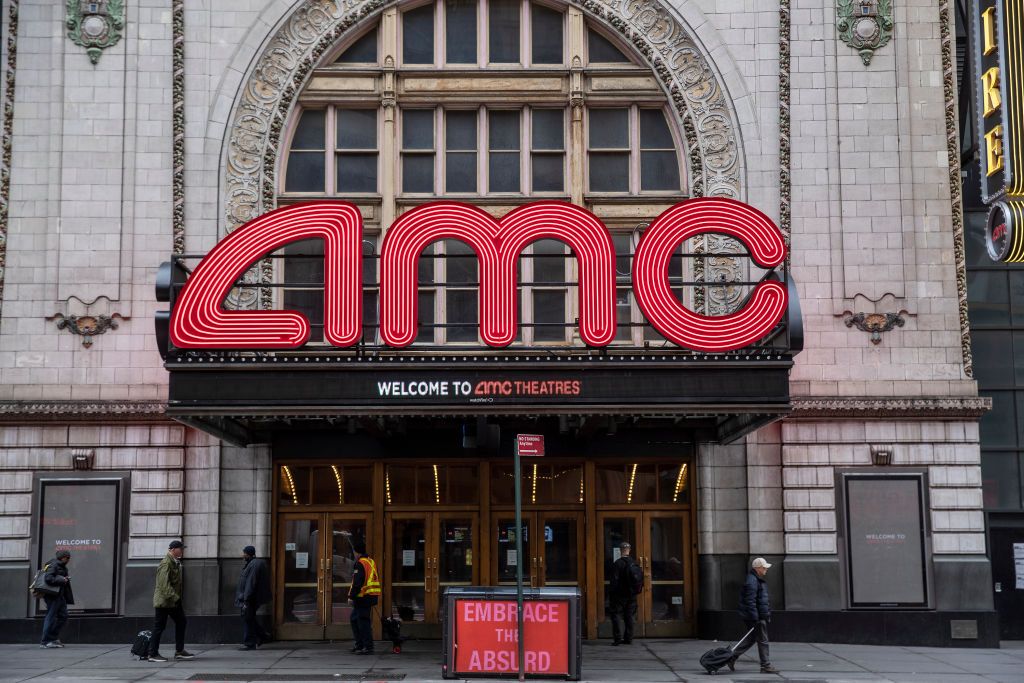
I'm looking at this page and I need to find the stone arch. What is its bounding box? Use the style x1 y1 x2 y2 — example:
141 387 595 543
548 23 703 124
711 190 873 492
219 0 750 233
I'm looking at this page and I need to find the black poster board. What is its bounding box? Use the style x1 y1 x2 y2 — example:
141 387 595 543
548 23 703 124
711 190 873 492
36 478 124 614
843 474 929 608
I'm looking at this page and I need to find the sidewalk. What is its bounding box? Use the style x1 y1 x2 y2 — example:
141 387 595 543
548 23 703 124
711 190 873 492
0 639 1022 682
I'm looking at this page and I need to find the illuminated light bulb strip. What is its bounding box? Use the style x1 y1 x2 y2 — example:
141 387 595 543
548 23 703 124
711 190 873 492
381 201 616 347
331 465 344 505
673 463 688 503
385 471 392 505
170 202 363 348
532 463 538 504
633 197 788 351
579 474 585 504
282 465 298 505
433 464 441 505
627 463 638 504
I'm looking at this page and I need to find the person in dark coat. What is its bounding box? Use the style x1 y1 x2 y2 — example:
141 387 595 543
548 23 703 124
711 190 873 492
607 541 639 646
729 557 779 674
40 550 74 648
235 545 273 650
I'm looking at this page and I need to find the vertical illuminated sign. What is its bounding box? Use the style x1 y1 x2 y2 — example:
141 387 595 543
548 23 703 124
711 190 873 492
972 0 1024 261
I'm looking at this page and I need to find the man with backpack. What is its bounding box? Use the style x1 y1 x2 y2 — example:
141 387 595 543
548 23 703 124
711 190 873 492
38 550 74 648
608 541 642 646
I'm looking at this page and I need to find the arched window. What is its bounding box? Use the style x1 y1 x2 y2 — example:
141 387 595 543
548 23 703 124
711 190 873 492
279 0 689 347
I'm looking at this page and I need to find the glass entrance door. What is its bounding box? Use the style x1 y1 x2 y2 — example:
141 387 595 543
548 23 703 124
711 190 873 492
598 511 693 638
493 513 583 588
275 513 370 640
385 512 477 638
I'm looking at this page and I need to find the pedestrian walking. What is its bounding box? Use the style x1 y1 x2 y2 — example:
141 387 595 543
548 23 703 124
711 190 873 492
348 541 381 655
728 557 779 674
608 541 642 646
39 550 74 648
235 545 273 650
147 540 195 662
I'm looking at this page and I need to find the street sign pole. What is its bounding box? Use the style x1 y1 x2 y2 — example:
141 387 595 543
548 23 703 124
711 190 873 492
513 441 526 682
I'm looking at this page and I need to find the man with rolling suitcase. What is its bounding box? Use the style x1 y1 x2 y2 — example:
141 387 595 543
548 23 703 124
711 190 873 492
728 557 779 674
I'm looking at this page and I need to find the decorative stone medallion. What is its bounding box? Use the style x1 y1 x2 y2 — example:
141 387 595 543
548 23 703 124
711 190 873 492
49 313 121 348
836 0 892 66
66 0 124 65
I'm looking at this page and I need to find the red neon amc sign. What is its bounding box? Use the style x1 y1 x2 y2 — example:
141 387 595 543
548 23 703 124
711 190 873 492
170 198 787 353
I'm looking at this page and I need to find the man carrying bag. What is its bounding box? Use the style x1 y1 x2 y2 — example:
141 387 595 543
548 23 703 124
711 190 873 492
34 549 74 648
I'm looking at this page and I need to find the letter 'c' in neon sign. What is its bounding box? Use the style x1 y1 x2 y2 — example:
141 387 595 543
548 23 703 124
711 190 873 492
169 198 787 352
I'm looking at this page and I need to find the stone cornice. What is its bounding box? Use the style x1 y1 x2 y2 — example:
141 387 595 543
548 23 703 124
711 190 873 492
0 400 170 423
789 396 991 420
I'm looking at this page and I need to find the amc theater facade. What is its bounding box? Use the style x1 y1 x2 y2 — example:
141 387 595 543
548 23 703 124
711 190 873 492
0 0 997 646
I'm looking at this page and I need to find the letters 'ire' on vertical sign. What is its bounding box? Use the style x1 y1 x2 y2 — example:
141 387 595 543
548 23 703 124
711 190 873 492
169 199 788 353
972 1 1024 261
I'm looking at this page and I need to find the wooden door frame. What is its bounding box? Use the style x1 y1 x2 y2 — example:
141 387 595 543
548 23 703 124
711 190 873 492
641 509 694 637
323 512 374 640
274 512 328 640
594 510 645 637
537 510 586 589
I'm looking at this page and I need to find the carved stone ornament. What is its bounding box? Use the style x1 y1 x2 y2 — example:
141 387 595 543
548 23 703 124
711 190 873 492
836 0 892 66
66 0 124 65
222 0 746 314
843 311 905 344
49 313 121 347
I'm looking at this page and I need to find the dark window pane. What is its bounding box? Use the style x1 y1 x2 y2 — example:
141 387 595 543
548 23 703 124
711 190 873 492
589 152 629 192
285 151 325 192
1011 270 1024 325
612 233 631 279
419 244 435 284
1015 333 1024 386
531 153 563 192
533 290 566 341
490 0 520 63
965 211 990 267
336 153 378 193
490 152 520 192
615 287 632 341
291 110 325 150
446 240 478 283
446 0 477 63
981 391 1017 448
533 239 564 283
531 4 563 64
446 152 477 193
337 110 377 150
446 110 478 150
337 28 378 63
447 289 478 341
973 330 1012 388
641 151 680 191
403 5 434 64
967 270 1010 326
362 239 377 285
416 290 435 343
403 110 435 149
490 110 520 150
589 109 629 148
596 464 657 504
981 452 1021 508
640 109 675 148
588 28 630 63
532 109 564 150
403 154 435 193
363 291 378 341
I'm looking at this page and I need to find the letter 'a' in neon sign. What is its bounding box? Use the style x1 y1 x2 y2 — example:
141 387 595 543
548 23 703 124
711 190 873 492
169 198 787 352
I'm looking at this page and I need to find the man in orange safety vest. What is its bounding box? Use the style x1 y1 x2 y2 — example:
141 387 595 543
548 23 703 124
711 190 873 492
348 541 380 655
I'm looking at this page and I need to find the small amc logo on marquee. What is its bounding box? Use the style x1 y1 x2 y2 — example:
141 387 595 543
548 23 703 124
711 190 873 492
169 198 788 352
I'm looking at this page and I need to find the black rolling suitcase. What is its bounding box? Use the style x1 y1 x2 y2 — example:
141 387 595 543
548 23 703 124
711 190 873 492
130 630 152 660
699 625 755 675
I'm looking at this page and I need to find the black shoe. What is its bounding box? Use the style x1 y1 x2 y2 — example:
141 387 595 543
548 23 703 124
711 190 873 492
174 650 195 660
727 657 736 672
147 654 168 662
357 649 374 655
622 639 632 645
761 664 780 674
238 644 256 650
611 640 621 646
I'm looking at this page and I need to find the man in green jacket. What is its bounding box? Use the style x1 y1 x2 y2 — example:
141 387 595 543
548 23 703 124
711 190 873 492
147 540 195 662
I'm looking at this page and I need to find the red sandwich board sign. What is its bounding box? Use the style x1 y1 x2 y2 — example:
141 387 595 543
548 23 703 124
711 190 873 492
516 434 545 457
454 599 570 675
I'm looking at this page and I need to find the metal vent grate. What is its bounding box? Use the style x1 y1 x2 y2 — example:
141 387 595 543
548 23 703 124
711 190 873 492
187 675 406 681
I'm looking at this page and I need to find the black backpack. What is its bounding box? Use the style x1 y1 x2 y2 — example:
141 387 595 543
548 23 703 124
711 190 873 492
625 558 643 595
